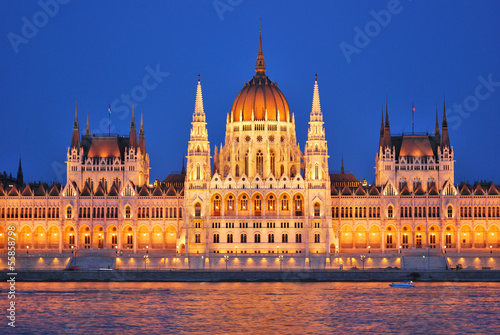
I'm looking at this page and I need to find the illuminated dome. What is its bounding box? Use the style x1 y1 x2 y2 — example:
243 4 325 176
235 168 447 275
230 31 291 123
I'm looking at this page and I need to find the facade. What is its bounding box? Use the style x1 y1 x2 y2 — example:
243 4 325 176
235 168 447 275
1 33 499 256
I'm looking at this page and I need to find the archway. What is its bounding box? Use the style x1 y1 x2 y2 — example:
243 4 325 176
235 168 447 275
20 226 32 250
487 225 500 248
401 225 412 249
122 225 134 250
64 225 76 249
414 225 426 249
368 225 381 249
444 225 456 249
80 225 91 249
340 225 353 249
34 225 46 249
459 225 472 248
152 225 163 249
474 225 486 248
166 225 177 252
354 225 367 249
138 225 150 250
93 225 105 249
107 225 118 249
47 225 60 249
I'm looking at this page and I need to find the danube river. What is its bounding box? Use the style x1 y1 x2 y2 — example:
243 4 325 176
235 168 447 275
2 282 499 334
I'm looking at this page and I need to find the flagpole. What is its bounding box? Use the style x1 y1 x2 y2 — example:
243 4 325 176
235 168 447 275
108 104 111 136
412 102 414 135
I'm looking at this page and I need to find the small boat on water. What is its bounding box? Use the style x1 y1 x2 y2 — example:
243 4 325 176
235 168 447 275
389 281 415 288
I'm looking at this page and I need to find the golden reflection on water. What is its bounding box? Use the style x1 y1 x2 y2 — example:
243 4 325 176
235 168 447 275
4 282 500 334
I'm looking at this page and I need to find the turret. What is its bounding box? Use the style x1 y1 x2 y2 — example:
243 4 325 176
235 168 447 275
129 103 137 149
71 101 80 149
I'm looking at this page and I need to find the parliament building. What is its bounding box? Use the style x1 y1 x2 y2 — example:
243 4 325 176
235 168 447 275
1 32 499 260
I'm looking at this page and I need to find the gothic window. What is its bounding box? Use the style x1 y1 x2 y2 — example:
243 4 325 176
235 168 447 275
241 233 247 243
256 150 263 176
281 195 289 211
314 233 320 243
195 234 201 243
280 164 284 177
254 195 262 212
388 205 394 218
270 151 275 176
227 233 233 243
244 151 249 176
314 203 320 217
290 165 296 178
235 164 240 177
194 203 201 217
213 234 220 243
413 177 421 191
240 195 248 210
227 195 234 211
213 195 221 215
66 206 72 219
447 205 453 218
196 164 201 180
85 178 94 191
295 233 302 243
427 177 435 190
314 164 319 180
399 177 406 191
113 177 121 190
294 196 303 216
268 233 274 243
254 233 261 243
267 195 275 211
99 178 107 192
282 233 288 243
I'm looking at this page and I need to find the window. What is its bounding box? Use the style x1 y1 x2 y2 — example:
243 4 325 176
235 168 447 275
194 203 201 217
270 151 275 176
254 233 261 243
386 233 393 248
281 195 288 211
447 205 453 218
267 195 275 211
227 195 234 211
256 150 263 176
295 233 302 243
314 233 320 243
244 151 249 176
196 163 201 180
227 233 233 243
241 233 247 243
314 203 320 217
240 195 248 210
282 233 288 243
254 195 261 213
213 195 221 215
195 234 201 243
213 233 220 243
66 206 72 219
388 205 393 218
268 233 274 243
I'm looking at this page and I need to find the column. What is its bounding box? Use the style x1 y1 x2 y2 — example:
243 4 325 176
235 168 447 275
149 232 153 249
381 230 385 253
103 231 107 249
58 226 63 253
162 231 166 250
133 228 137 253
117 226 122 250
90 226 94 250
457 230 461 253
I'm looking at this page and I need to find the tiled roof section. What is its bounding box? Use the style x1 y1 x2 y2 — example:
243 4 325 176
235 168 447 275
8 186 19 196
428 184 439 195
35 184 46 196
49 184 60 196
179 187 184 196
80 184 92 196
166 184 177 196
330 185 338 196
138 185 150 196
21 184 32 196
460 184 471 195
473 183 485 195
163 173 185 191
80 135 131 161
152 185 163 196
355 184 366 196
368 184 380 195
414 184 426 196
488 183 500 195
108 183 119 196
400 184 411 195
330 173 360 184
341 185 351 195
94 183 105 196
0 183 5 196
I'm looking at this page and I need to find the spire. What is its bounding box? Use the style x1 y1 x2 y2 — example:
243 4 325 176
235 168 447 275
139 108 146 156
379 107 385 149
17 157 23 185
85 109 91 137
382 98 391 150
193 74 206 121
71 100 80 149
255 21 266 75
434 106 440 137
341 156 344 174
181 158 186 175
311 74 321 117
129 102 137 148
441 98 450 148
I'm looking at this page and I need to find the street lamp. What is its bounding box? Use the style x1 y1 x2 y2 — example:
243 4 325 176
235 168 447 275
143 254 148 270
235 245 238 254
444 245 447 254
146 245 149 254
279 255 284 271
115 245 118 257
368 245 371 254
277 245 279 254
360 255 366 271
490 245 493 253
224 255 229 271
399 245 402 254
26 246 29 254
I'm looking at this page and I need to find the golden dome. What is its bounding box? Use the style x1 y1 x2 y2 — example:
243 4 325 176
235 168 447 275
230 31 291 123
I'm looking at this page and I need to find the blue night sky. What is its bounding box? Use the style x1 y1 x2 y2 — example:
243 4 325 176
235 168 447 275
1 0 499 185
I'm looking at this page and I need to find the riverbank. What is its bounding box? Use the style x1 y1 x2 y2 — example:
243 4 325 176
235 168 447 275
3 269 499 282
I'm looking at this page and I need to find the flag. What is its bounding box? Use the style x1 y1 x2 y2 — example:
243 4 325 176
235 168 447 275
108 104 111 114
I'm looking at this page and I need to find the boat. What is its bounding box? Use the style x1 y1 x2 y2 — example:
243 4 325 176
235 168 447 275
389 280 415 288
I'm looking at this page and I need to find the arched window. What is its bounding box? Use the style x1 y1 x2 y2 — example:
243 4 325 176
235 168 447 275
194 203 201 217
267 195 275 211
268 233 274 243
294 195 303 216
280 165 284 177
235 164 240 177
270 151 275 176
196 164 201 180
413 177 421 191
99 178 107 192
388 205 394 218
281 195 289 211
66 206 72 219
447 205 453 218
399 177 406 191
227 233 233 243
256 150 263 176
213 233 220 243
240 195 248 210
290 165 296 178
85 178 94 191
213 195 221 216
427 177 435 190
254 233 261 243
240 233 247 243
244 151 249 176
282 233 288 243
314 202 320 217
314 164 319 180
227 195 234 211
254 195 261 213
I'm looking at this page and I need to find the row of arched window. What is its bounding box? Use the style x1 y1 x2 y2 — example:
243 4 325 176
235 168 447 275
460 206 500 218
79 207 118 219
206 232 313 244
210 194 309 216
332 207 381 219
400 206 441 218
137 207 182 219
1 207 60 219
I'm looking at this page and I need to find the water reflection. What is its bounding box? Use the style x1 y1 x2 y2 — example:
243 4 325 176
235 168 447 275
2 282 499 334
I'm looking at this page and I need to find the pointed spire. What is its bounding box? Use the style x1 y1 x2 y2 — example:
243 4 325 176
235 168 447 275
85 109 91 137
385 98 390 128
129 102 137 149
139 108 146 156
311 74 321 117
71 100 80 149
181 157 186 175
379 107 385 149
434 106 440 137
341 156 345 174
194 74 205 119
255 21 266 75
441 98 450 148
382 98 391 149
17 157 23 185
